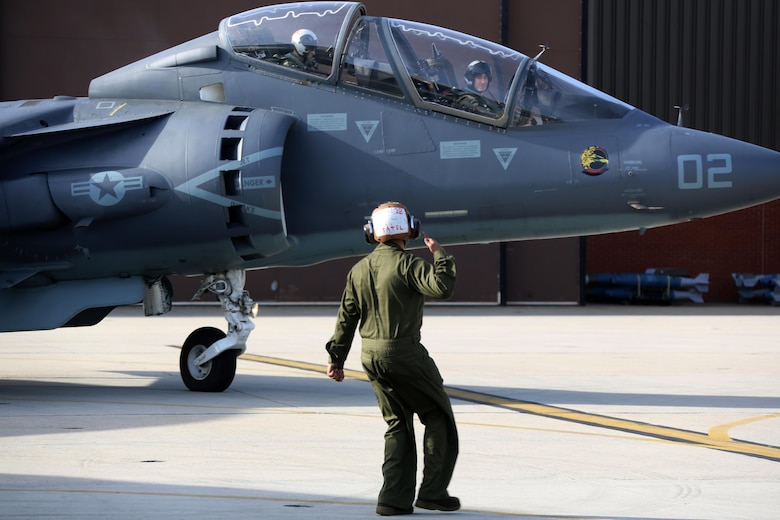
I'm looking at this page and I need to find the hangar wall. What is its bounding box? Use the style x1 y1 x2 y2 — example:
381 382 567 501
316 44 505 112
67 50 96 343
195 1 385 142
584 0 780 302
1 0 776 303
0 0 584 305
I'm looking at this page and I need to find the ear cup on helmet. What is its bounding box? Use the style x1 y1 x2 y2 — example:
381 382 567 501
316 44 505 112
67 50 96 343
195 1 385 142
363 221 378 244
409 217 421 240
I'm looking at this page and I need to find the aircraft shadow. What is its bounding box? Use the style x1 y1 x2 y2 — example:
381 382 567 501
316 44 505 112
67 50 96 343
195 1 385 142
0 473 703 520
0 372 378 438
3 366 777 412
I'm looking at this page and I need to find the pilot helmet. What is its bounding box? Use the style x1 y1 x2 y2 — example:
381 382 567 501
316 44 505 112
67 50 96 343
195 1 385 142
464 60 492 89
364 202 421 244
292 29 318 55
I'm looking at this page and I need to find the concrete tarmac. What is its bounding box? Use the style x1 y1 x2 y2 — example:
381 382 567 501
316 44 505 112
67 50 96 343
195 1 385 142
1 304 779 519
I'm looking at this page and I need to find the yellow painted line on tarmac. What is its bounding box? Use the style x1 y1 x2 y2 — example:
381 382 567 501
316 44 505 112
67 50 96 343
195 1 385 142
708 413 780 441
241 353 780 463
445 387 780 462
242 353 369 381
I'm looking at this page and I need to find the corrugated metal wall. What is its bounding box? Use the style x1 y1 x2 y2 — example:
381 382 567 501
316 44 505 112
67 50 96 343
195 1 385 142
586 0 779 150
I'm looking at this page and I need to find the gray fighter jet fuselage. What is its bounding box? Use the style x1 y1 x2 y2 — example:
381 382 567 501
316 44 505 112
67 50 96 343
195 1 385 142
1 2 778 391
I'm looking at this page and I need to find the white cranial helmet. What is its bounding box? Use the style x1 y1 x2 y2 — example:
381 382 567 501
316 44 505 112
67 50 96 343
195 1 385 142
292 29 318 55
363 202 420 244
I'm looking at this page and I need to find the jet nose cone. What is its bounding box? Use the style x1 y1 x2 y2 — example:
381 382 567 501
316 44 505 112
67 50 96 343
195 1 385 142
671 128 780 219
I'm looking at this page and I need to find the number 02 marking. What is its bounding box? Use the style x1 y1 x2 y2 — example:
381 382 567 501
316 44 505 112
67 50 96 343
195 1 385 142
677 154 733 189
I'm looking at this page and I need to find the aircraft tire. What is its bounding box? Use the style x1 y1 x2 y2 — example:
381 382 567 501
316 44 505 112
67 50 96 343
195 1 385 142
179 326 237 392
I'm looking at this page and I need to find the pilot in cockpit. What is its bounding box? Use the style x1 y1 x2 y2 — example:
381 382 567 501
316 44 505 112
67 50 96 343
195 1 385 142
464 60 492 96
455 60 501 115
275 29 319 71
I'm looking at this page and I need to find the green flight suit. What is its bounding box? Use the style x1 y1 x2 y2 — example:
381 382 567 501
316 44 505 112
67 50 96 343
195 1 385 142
326 241 458 510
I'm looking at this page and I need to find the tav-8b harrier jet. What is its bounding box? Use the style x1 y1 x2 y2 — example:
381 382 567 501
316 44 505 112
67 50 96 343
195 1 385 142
1 2 778 391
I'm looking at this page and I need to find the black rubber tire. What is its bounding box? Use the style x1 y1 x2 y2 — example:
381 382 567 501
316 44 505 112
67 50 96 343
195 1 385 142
179 327 237 392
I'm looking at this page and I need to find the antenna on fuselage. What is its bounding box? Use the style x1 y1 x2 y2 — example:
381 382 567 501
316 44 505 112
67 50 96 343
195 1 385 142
674 104 689 127
533 43 550 62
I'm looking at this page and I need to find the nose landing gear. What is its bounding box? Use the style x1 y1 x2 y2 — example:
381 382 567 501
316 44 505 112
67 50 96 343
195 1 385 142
179 270 257 392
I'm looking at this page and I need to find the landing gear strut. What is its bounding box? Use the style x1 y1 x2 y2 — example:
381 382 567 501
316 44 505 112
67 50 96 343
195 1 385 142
179 270 257 392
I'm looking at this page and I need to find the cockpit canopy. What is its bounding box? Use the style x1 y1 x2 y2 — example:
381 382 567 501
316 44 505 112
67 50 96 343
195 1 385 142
222 2 358 77
221 1 632 127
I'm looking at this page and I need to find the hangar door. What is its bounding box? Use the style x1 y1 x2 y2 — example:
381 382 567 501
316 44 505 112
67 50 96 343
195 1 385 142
504 239 581 304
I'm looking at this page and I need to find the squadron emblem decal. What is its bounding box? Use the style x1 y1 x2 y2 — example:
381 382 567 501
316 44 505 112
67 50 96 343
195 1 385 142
581 146 609 176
